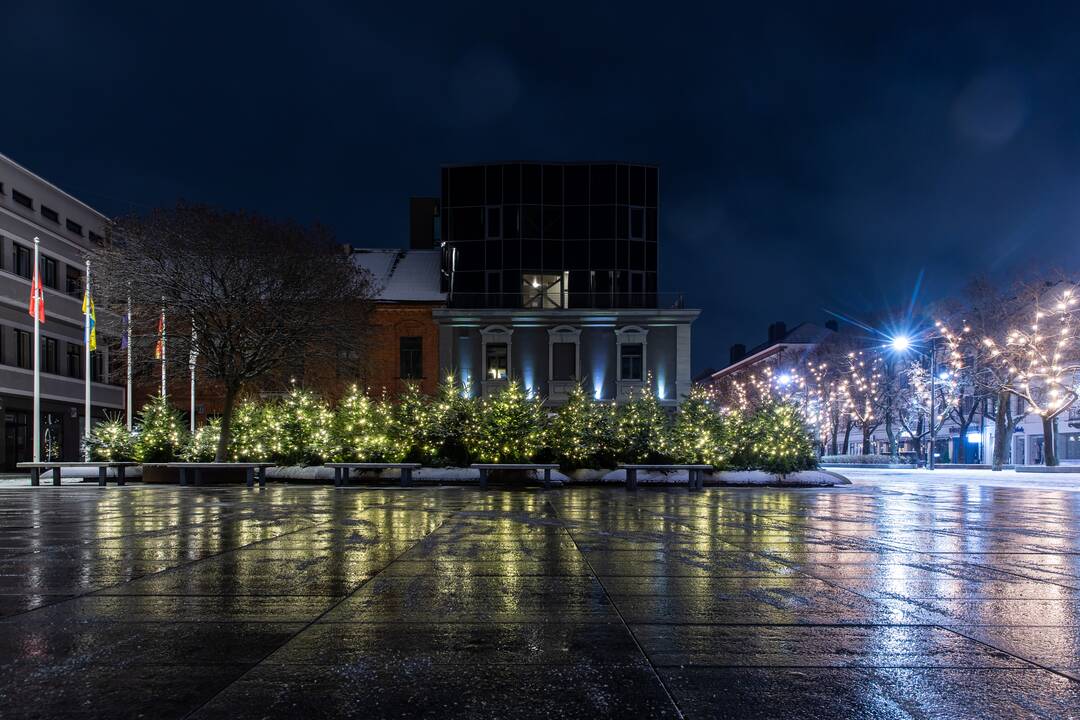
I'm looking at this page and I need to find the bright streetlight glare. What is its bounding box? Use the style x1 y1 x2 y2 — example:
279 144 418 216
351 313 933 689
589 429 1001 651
890 335 911 352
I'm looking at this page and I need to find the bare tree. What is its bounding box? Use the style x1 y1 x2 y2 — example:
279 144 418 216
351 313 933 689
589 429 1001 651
981 280 1080 466
92 204 376 461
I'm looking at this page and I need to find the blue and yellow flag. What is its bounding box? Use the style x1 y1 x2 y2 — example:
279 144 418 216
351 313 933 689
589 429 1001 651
82 290 96 351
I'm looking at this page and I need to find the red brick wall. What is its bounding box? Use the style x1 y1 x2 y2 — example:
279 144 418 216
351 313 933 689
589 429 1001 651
364 303 441 397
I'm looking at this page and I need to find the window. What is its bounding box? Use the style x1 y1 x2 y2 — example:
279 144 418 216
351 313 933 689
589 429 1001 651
41 206 59 223
15 330 30 369
629 206 644 240
40 256 57 289
91 353 103 382
1062 432 1080 461
66 219 83 236
66 266 83 297
88 231 104 246
13 244 31 279
12 189 32 209
485 207 501 239
552 343 576 381
521 272 567 309
67 344 82 378
486 343 508 380
43 337 58 374
620 343 643 381
399 336 422 379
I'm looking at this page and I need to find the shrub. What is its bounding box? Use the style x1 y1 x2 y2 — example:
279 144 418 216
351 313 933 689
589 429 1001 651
85 415 136 461
134 395 188 463
748 400 817 476
269 389 335 465
462 381 547 463
335 386 401 462
615 382 673 464
185 419 221 461
548 384 618 470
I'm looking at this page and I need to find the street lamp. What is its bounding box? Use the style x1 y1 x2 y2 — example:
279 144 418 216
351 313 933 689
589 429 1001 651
889 333 940 470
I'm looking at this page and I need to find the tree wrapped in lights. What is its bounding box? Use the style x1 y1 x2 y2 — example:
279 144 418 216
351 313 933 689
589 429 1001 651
462 381 547 463
85 415 136 461
229 398 273 461
418 375 477 466
981 283 1080 466
185 418 222 462
671 385 726 466
548 384 618 469
615 377 673 464
134 394 188 462
897 358 959 463
270 388 335 465
748 399 817 476
334 385 401 462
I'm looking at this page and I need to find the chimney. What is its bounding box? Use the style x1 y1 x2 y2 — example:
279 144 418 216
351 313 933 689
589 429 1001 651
729 343 746 365
824 319 838 332
767 321 787 344
409 197 439 250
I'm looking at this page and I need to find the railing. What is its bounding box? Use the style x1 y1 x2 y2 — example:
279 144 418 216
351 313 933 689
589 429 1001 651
446 291 688 310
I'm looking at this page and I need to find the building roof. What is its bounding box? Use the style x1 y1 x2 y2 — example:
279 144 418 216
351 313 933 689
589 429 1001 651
350 248 446 303
704 322 835 382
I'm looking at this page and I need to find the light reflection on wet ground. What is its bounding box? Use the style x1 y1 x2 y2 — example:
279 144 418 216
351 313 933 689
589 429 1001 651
0 482 1078 718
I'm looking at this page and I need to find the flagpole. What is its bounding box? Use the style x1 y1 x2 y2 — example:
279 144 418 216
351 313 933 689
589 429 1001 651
125 297 133 431
84 260 92 461
160 303 166 398
189 316 197 434
32 238 41 463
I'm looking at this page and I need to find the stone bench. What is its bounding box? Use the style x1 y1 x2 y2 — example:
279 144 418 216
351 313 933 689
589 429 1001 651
165 462 275 488
617 464 714 491
470 463 560 489
324 462 423 488
17 461 138 487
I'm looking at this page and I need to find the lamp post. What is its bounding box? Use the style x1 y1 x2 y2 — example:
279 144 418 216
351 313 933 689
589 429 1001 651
890 334 940 470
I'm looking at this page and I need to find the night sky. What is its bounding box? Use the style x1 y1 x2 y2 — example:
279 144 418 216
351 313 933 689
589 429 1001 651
5 2 1080 373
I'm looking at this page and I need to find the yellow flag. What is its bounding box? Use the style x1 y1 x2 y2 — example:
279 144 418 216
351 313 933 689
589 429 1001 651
82 291 97 351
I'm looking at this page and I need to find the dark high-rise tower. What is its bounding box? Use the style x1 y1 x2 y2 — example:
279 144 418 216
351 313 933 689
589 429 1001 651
440 162 659 309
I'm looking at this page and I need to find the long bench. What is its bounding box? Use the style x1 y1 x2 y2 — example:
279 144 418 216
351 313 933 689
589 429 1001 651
470 463 560 489
618 464 713 491
17 461 138 487
325 462 422 488
165 462 275 488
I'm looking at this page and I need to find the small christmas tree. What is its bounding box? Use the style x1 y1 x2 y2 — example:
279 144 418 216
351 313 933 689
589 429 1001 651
230 398 272 462
85 414 136 461
548 384 617 469
335 385 401 462
273 388 335 465
615 377 672 464
463 381 547 463
749 399 817 476
671 386 724 466
185 418 222 462
134 395 188 463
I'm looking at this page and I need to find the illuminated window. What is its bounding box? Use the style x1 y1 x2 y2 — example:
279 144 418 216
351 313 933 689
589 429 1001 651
521 272 568 308
486 343 508 380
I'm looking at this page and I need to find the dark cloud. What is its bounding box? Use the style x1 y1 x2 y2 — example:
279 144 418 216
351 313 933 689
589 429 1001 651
4 1 1080 372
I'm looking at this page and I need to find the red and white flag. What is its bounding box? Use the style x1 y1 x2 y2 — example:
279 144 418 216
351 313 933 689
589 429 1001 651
27 268 45 323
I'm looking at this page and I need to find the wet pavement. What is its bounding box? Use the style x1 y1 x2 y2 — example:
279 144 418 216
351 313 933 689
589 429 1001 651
0 482 1078 719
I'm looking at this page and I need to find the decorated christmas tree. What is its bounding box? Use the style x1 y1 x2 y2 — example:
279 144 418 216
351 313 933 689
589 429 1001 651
462 380 547 463
548 384 617 469
749 399 817 476
615 377 672 464
272 388 335 465
335 385 401 462
134 395 188 463
185 418 222 462
229 398 273 462
85 414 136 461
670 385 724 466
